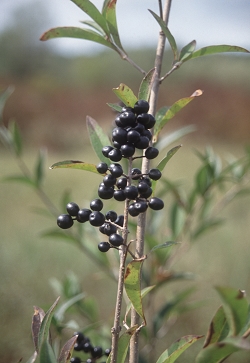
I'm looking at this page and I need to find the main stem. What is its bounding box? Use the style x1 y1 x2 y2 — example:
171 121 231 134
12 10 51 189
129 1 172 363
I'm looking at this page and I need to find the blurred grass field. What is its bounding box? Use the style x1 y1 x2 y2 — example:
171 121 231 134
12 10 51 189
1 138 250 362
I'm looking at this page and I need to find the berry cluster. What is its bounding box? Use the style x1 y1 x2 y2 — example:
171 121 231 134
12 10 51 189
71 332 110 363
57 100 164 252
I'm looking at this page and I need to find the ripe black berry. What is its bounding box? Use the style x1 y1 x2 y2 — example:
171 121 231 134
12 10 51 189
98 242 111 252
145 147 159 159
77 208 91 223
105 210 118 222
148 168 162 180
96 162 109 174
137 181 150 194
108 148 122 162
120 143 135 157
112 127 127 144
57 214 73 229
98 184 114 199
109 163 123 177
124 185 139 200
119 111 136 127
134 136 150 149
131 168 142 180
148 197 164 210
82 342 94 353
128 203 140 217
127 129 141 143
90 198 103 211
89 211 105 226
134 200 148 213
99 222 117 236
105 348 111 356
115 215 124 227
66 202 80 217
73 332 85 343
103 174 117 187
134 100 150 114
113 189 126 201
91 346 103 359
116 177 127 189
109 233 124 247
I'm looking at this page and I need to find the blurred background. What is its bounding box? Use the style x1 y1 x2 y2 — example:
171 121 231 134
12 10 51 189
1 1 250 362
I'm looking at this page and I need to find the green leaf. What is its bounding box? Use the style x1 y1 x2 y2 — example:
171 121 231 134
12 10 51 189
102 0 124 51
9 120 22 156
35 148 47 187
195 336 250 363
124 259 145 322
138 68 156 102
40 27 116 50
148 10 178 60
150 241 178 253
153 90 203 142
86 115 111 163
80 20 105 35
70 0 110 35
215 287 249 336
0 86 14 120
182 44 249 63
203 306 230 348
156 335 203 363
112 84 138 107
58 335 78 363
38 297 60 350
179 40 196 61
50 160 100 174
106 325 138 363
125 285 155 318
54 293 85 323
39 339 57 363
156 125 196 150
107 102 123 112
41 229 80 245
2 175 36 187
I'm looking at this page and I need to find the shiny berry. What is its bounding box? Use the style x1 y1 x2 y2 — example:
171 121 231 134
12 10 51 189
105 348 111 356
145 147 159 159
73 332 85 343
138 181 149 194
102 145 113 157
105 210 118 222
139 187 152 199
90 198 103 211
96 162 109 174
89 211 105 226
116 177 127 189
134 100 149 114
145 114 156 129
57 214 73 229
124 185 139 199
134 200 148 213
82 342 93 353
119 111 136 127
99 222 117 236
121 143 135 157
98 184 114 199
112 127 127 144
148 169 162 180
91 346 103 359
98 242 111 252
109 163 123 177
66 202 80 217
103 174 117 187
127 129 141 143
131 168 142 180
148 197 164 210
128 203 140 217
109 233 124 247
77 208 91 223
134 136 150 149
108 148 122 162
113 189 126 201
115 215 124 227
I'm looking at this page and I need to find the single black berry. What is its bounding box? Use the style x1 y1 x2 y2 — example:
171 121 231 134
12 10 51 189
77 208 91 223
98 184 114 199
120 143 135 157
96 162 109 174
105 348 111 356
66 202 80 217
148 197 164 210
98 242 111 252
112 127 127 144
131 168 142 180
119 111 136 127
134 200 148 213
128 203 140 217
109 233 124 247
90 198 103 211
127 129 141 143
109 163 124 177
148 168 162 180
91 346 103 359
133 100 150 114
139 187 152 199
100 222 117 236
105 210 118 222
73 332 85 343
115 215 124 227
124 185 139 200
113 189 126 201
116 176 127 189
74 342 83 351
103 174 117 187
145 147 159 159
145 114 156 129
57 214 73 229
89 211 105 226
137 181 150 194
134 136 150 149
121 106 134 113
82 342 94 353
108 148 122 162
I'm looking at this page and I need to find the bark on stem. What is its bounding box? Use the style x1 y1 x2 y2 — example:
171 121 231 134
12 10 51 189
129 1 172 363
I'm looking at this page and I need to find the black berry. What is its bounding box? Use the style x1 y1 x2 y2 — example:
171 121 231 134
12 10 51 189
98 242 111 252
103 174 117 187
148 168 162 180
91 346 103 359
109 163 123 177
116 176 127 189
109 233 124 247
77 208 91 223
102 145 113 157
113 189 126 201
96 162 109 174
145 147 159 159
108 148 122 162
124 185 139 200
98 184 114 199
148 197 164 210
89 211 105 226
57 214 73 229
66 202 80 217
90 198 103 211
105 210 118 222
115 215 124 227
134 100 149 114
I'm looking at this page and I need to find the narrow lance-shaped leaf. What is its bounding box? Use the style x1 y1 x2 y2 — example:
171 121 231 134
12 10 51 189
40 27 116 51
153 90 203 142
70 0 110 35
195 336 250 363
58 335 78 363
156 335 203 363
39 339 57 363
150 241 178 253
86 115 111 163
32 306 45 353
102 0 124 51
9 120 22 156
80 20 105 35
106 325 138 363
38 297 60 350
148 10 178 61
203 305 229 348
124 259 145 323
215 286 249 335
107 102 123 112
50 160 100 174
113 84 138 107
182 44 249 63
138 67 156 102
179 40 196 61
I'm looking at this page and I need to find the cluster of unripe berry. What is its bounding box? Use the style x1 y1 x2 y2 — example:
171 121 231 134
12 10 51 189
71 332 110 363
57 100 164 252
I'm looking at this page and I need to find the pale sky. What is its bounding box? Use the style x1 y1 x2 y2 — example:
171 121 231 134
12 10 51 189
1 0 250 56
